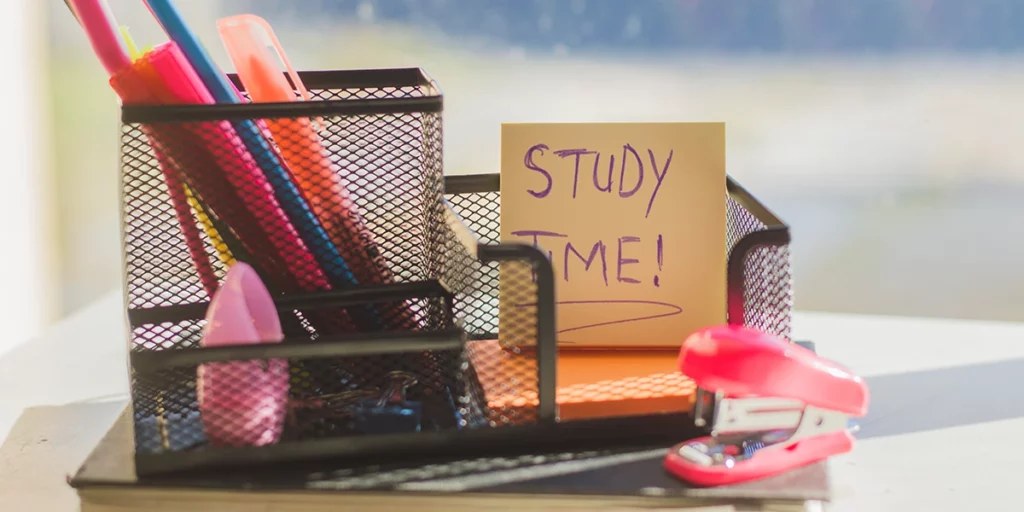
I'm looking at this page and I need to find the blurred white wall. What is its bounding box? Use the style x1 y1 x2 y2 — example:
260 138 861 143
0 0 55 355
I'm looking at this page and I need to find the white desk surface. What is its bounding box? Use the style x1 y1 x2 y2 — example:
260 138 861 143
2 291 1023 511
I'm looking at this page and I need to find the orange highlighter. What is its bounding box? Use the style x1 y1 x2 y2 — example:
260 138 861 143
218 15 417 330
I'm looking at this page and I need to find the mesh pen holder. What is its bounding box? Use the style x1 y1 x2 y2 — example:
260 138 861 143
119 68 793 477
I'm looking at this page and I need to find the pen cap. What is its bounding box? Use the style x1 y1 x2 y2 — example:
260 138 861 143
144 41 216 104
217 14 311 103
201 262 283 347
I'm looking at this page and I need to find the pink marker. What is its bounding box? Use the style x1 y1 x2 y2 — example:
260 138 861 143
197 262 289 447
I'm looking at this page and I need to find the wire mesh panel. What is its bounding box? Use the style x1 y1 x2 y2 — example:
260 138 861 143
436 205 543 427
736 244 792 339
129 318 484 459
121 69 444 327
724 182 793 340
119 69 558 475
464 260 541 426
445 179 501 339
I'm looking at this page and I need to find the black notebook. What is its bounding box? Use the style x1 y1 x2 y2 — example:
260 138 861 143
69 404 830 512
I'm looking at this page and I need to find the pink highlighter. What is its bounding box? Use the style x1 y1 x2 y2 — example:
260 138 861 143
197 262 288 447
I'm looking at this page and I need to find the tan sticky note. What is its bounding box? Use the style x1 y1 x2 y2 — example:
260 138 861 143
499 123 726 347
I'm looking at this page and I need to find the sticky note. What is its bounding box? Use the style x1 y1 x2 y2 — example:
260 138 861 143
499 123 726 348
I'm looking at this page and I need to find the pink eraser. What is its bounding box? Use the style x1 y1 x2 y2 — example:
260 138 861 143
197 262 288 447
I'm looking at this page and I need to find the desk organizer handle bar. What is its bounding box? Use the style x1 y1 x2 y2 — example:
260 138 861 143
478 243 558 424
130 328 465 372
127 280 454 327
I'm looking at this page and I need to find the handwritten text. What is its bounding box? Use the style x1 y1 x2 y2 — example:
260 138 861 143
523 143 674 218
512 230 665 287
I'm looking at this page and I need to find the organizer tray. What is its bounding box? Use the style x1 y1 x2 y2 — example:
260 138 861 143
444 173 793 341
119 68 792 476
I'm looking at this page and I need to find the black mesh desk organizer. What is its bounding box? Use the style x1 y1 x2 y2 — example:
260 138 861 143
119 68 792 476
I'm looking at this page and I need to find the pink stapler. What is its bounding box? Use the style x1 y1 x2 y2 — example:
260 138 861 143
664 325 869 487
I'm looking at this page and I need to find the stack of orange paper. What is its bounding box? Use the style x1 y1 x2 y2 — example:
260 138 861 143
467 340 696 422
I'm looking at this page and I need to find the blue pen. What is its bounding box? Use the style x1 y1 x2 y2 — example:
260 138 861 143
142 0 381 330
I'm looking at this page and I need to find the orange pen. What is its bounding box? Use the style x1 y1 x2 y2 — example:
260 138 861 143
218 14 417 330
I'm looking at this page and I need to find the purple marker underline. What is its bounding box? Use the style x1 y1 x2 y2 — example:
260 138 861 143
514 299 683 334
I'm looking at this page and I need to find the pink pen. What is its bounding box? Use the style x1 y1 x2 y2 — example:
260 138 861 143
197 262 288 447
66 0 224 297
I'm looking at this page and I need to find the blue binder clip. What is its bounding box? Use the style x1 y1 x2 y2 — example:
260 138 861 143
353 371 422 434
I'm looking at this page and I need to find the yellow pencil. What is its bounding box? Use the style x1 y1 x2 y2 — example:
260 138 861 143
184 185 235 266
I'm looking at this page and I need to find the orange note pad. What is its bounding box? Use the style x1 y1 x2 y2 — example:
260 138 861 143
467 340 696 422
